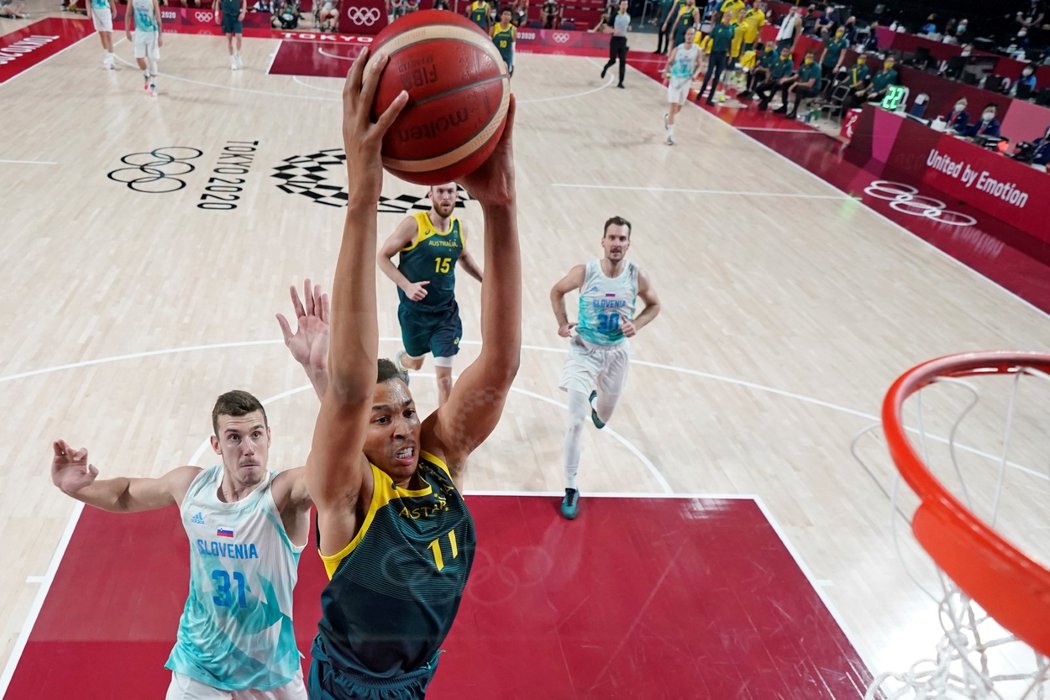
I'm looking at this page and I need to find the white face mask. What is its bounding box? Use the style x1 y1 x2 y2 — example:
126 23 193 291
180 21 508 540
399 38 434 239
955 102 966 112
982 111 995 121
1023 68 1034 76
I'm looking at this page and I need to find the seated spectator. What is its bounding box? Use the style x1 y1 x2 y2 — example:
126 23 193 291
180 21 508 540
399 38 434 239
251 0 271 11
541 0 562 28
432 0 449 9
271 0 300 28
739 42 776 99
943 97 970 132
954 17 968 39
391 0 405 18
511 0 527 26
1013 64 1038 97
755 46 796 111
942 44 973 79
840 15 857 45
0 0 29 18
404 0 419 13
844 55 897 111
920 13 936 35
859 20 879 53
780 50 822 118
316 0 338 30
967 103 1001 138
837 53 871 101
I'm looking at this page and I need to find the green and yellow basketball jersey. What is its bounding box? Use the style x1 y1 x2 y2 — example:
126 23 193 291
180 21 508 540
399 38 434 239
316 453 476 676
396 211 464 312
469 0 489 28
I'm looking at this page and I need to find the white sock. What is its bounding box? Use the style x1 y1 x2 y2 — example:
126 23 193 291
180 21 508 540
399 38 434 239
668 124 675 138
563 390 589 490
148 58 158 75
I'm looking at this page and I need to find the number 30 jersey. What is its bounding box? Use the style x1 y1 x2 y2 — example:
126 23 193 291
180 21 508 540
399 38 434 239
167 465 304 691
576 258 639 346
396 212 465 313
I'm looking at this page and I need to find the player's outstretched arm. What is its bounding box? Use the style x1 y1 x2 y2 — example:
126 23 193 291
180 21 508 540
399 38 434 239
307 53 407 548
421 98 520 485
550 264 585 337
277 278 330 400
50 439 199 512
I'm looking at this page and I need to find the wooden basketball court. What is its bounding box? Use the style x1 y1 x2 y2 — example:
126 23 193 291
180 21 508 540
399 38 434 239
2 6 1049 697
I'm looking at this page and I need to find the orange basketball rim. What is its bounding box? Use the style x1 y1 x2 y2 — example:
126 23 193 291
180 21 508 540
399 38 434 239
882 351 1050 658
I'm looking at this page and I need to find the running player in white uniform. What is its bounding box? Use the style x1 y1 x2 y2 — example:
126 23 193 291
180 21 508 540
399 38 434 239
126 0 162 95
550 216 661 519
663 25 702 145
89 0 117 69
50 390 312 699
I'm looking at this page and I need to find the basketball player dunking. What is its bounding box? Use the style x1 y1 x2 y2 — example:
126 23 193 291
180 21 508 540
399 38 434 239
304 53 520 698
550 216 661 519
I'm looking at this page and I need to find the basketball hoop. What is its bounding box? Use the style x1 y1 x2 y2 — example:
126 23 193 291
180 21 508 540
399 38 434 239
855 351 1050 699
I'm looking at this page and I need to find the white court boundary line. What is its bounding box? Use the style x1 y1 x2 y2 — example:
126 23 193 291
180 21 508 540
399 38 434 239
0 159 57 165
0 25 95 91
0 501 83 698
673 79 1050 322
0 382 316 700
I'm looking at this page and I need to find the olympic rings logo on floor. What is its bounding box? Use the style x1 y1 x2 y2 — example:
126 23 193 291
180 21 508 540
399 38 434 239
345 7 381 24
107 147 204 194
862 180 977 227
195 11 214 21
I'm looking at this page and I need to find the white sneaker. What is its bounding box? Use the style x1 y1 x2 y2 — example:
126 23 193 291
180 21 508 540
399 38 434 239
235 54 242 70
230 56 237 70
149 82 157 96
665 135 675 145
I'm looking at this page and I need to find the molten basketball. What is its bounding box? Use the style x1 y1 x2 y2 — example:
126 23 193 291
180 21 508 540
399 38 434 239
368 10 511 185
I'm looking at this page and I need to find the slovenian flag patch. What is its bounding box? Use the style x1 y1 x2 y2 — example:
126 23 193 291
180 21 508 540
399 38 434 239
216 528 235 538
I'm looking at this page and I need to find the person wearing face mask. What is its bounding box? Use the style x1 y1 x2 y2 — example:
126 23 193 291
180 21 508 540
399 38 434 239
756 45 796 111
818 25 847 95
836 53 870 109
739 41 777 100
843 55 896 112
967 103 1001 139
955 18 968 38
776 49 821 119
1013 64 1038 98
943 97 970 133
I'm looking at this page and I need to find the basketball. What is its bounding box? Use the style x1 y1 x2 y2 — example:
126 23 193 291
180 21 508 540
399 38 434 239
368 10 511 186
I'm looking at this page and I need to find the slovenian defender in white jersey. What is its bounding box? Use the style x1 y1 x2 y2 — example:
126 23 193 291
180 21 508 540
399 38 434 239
50 389 313 699
549 216 661 520
663 25 702 145
126 0 162 95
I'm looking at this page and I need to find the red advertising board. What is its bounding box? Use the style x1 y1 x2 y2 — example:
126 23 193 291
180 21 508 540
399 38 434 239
847 106 1050 244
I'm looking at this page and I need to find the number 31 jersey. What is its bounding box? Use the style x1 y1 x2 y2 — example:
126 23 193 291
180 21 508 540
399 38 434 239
166 465 304 691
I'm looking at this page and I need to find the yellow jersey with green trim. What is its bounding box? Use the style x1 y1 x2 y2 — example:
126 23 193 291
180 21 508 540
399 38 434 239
397 211 465 314
315 453 475 677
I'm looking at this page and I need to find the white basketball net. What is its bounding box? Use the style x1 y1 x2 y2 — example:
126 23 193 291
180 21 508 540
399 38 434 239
852 362 1050 700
